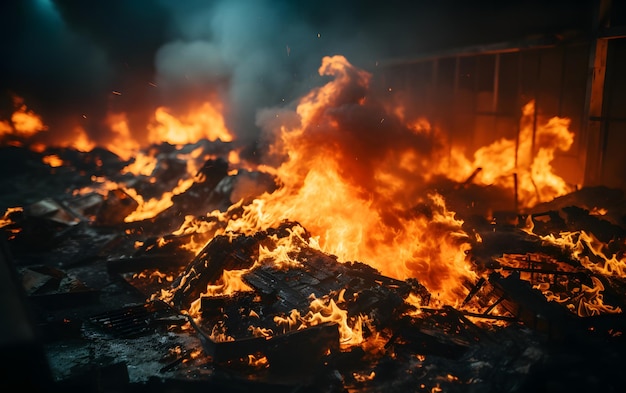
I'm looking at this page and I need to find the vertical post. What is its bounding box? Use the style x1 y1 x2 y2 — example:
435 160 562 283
514 172 519 213
558 46 567 116
531 53 541 164
582 0 612 186
515 52 523 170
492 53 500 114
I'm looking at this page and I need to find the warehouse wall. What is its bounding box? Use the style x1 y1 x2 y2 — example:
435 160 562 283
378 34 626 191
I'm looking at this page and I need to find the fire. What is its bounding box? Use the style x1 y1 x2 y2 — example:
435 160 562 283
121 147 209 222
514 218 624 316
42 154 64 167
544 230 626 278
63 126 96 152
147 101 233 145
273 295 366 349
0 207 23 232
122 151 158 176
175 55 477 306
443 100 575 208
0 97 48 145
123 178 195 222
104 112 141 161
247 354 269 368
523 217 626 279
8 99 48 138
209 321 235 343
257 224 316 269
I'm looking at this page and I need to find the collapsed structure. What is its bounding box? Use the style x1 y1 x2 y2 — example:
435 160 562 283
1 53 626 392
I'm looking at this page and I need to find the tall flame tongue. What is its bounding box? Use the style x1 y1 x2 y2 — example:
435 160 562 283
188 55 477 305
444 100 575 208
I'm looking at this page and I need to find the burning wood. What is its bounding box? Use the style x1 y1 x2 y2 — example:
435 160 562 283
1 56 626 392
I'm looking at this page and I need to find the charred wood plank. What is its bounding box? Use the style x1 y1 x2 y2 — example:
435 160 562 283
169 234 257 309
462 277 486 306
387 315 471 359
189 312 339 373
169 221 307 310
488 271 579 339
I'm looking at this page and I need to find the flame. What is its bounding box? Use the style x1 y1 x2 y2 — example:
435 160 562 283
104 112 141 161
513 219 624 316
53 126 96 152
9 100 48 138
249 326 274 339
122 151 158 176
69 126 97 152
0 207 23 227
257 224 316 269
307 296 366 347
123 177 195 222
247 354 269 368
0 97 47 145
42 154 64 167
522 216 626 279
209 320 235 343
0 120 12 137
541 230 626 278
147 101 233 145
353 371 376 382
273 295 366 349
443 100 574 208
176 56 477 305
533 276 621 317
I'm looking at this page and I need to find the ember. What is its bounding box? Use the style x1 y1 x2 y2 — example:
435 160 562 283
1 1 626 392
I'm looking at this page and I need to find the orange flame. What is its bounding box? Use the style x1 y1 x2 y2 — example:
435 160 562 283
174 55 477 305
147 101 233 145
104 112 141 161
62 126 96 152
444 100 574 208
42 154 64 167
0 207 23 228
10 101 48 138
0 97 48 141
273 295 366 349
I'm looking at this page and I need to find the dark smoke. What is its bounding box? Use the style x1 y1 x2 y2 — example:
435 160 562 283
0 0 592 149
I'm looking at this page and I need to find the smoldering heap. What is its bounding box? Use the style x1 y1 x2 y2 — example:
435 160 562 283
1 56 626 393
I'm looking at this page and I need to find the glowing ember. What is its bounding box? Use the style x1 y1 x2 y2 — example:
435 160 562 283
42 154 64 167
0 207 23 230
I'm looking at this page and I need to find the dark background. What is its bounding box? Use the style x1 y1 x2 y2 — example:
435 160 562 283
0 0 594 145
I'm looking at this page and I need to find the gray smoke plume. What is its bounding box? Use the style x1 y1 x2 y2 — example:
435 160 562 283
0 0 591 149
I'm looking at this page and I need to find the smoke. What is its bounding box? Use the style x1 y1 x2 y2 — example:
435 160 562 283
152 0 435 145
154 0 318 143
0 0 592 149
256 55 444 215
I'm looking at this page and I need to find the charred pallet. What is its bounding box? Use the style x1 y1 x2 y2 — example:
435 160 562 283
488 271 580 340
168 220 309 310
385 306 485 359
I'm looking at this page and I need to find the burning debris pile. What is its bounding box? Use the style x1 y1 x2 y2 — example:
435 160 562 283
2 56 626 392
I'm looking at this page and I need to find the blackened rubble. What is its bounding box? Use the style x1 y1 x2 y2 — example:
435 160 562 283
2 143 626 393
